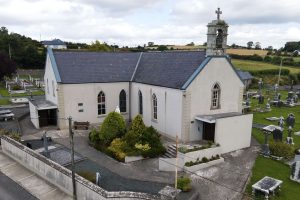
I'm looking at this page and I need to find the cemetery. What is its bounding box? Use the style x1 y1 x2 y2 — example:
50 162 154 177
244 79 300 199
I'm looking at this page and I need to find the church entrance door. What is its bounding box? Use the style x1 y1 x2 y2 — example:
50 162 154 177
203 122 215 142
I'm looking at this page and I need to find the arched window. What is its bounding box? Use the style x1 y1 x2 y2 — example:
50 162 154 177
152 93 157 120
211 83 221 109
119 90 126 113
138 90 143 115
98 91 106 115
52 80 55 97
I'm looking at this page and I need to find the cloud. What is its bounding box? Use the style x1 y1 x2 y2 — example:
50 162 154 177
1 0 300 48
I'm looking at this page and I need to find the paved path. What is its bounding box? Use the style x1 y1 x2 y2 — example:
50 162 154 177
0 171 37 200
53 133 175 184
0 150 72 200
189 138 260 200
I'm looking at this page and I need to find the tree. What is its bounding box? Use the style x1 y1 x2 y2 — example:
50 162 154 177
283 41 300 52
186 42 195 46
89 40 112 51
157 45 168 51
124 115 146 147
0 52 16 80
98 112 126 145
247 41 253 49
255 42 261 50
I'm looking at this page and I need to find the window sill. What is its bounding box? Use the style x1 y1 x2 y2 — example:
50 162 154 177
151 119 158 123
97 114 107 118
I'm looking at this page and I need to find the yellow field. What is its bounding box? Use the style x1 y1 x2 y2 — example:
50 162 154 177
146 45 205 50
227 49 268 56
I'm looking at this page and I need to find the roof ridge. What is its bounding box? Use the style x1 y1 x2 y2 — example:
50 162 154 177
130 52 143 81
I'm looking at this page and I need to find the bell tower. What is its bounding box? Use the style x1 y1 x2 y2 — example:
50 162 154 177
206 8 228 56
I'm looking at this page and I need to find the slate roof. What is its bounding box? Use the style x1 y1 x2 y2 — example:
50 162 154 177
236 70 253 80
43 39 66 46
133 51 206 89
53 51 140 84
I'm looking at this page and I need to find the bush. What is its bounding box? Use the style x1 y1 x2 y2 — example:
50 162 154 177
107 138 127 161
124 115 146 147
140 126 166 158
269 141 294 159
264 55 272 62
0 129 20 144
89 128 99 143
177 177 192 192
98 112 126 145
250 69 290 76
77 171 96 183
12 84 22 90
202 157 209 162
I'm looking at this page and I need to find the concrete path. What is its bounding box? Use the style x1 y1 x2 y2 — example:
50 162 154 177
0 151 72 200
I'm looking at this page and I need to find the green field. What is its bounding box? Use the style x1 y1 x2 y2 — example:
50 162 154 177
232 59 300 74
245 90 300 199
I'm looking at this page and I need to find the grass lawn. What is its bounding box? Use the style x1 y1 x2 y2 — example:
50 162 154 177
245 89 300 199
246 156 300 200
232 59 300 74
0 98 10 105
0 84 44 97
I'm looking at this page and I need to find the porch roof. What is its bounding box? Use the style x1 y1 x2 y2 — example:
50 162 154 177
195 112 242 123
30 99 57 110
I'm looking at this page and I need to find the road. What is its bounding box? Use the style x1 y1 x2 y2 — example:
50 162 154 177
0 171 37 200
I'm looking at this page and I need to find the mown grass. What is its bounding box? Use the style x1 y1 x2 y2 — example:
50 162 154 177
245 89 300 199
0 98 10 105
232 59 300 74
0 84 44 97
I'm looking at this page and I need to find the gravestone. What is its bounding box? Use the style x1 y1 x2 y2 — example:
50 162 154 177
294 149 300 162
258 95 264 104
293 94 298 103
286 126 294 145
290 161 300 183
273 129 283 142
286 113 295 128
278 116 284 128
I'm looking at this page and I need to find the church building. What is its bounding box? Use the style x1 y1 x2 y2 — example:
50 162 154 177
30 9 253 154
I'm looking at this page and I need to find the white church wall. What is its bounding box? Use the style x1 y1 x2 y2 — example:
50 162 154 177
131 83 183 140
187 57 244 118
60 82 129 127
214 114 253 154
44 55 58 105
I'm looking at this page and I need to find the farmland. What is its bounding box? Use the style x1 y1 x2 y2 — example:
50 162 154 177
227 49 268 56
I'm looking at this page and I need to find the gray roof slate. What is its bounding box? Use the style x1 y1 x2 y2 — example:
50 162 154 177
236 70 253 80
52 50 208 89
43 39 66 45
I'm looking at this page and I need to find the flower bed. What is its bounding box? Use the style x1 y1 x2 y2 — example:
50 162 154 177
184 156 224 172
185 155 221 167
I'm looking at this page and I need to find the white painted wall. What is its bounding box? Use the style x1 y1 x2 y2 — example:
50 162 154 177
44 55 58 105
60 82 129 127
187 57 244 117
131 83 183 140
215 114 253 153
186 57 244 141
29 101 39 129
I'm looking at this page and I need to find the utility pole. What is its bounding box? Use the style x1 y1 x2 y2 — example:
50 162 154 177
175 135 178 190
69 117 77 200
8 44 11 59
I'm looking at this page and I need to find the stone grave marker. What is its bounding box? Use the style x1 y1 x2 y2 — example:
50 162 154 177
290 161 300 183
272 129 283 142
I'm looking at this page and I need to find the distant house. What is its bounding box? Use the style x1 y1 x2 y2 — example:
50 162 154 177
236 70 253 90
293 50 300 55
42 39 67 49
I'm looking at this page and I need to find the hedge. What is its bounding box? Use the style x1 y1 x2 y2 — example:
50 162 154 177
250 69 290 76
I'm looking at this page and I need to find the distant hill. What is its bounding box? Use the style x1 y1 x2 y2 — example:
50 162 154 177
0 27 46 69
227 49 268 56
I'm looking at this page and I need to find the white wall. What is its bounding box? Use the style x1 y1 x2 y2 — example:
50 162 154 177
187 57 244 117
131 83 183 140
44 55 58 105
29 101 39 129
214 114 253 153
60 82 129 127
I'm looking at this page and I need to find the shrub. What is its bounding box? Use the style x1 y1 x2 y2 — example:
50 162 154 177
99 112 126 145
89 128 99 143
269 141 294 159
140 126 166 158
0 129 20 144
124 115 146 147
12 84 22 90
177 176 192 192
264 55 272 62
77 171 96 183
202 157 208 162
107 138 127 161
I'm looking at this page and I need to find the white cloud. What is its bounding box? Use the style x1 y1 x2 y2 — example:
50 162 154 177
1 0 300 48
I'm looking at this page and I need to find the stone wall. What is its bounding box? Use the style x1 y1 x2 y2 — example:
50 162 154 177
1 136 160 200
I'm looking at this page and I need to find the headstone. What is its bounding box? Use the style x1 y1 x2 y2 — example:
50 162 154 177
278 116 284 128
262 131 271 156
273 129 283 142
293 94 298 103
265 101 271 111
258 95 264 104
286 126 294 145
294 149 300 162
286 113 295 128
290 161 300 183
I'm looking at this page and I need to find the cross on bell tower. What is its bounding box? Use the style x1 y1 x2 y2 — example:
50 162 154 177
215 8 222 20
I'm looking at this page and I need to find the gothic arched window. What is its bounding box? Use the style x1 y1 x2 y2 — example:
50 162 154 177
98 91 106 115
152 93 157 120
138 90 143 115
211 83 221 109
119 90 126 113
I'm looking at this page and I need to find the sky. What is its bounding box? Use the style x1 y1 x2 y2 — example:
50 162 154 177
0 0 300 48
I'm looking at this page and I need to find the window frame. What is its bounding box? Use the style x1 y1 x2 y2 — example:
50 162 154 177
97 91 106 115
211 83 221 109
152 93 157 120
119 89 127 113
138 90 143 115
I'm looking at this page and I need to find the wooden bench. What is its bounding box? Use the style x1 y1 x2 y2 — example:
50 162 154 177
73 121 89 130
